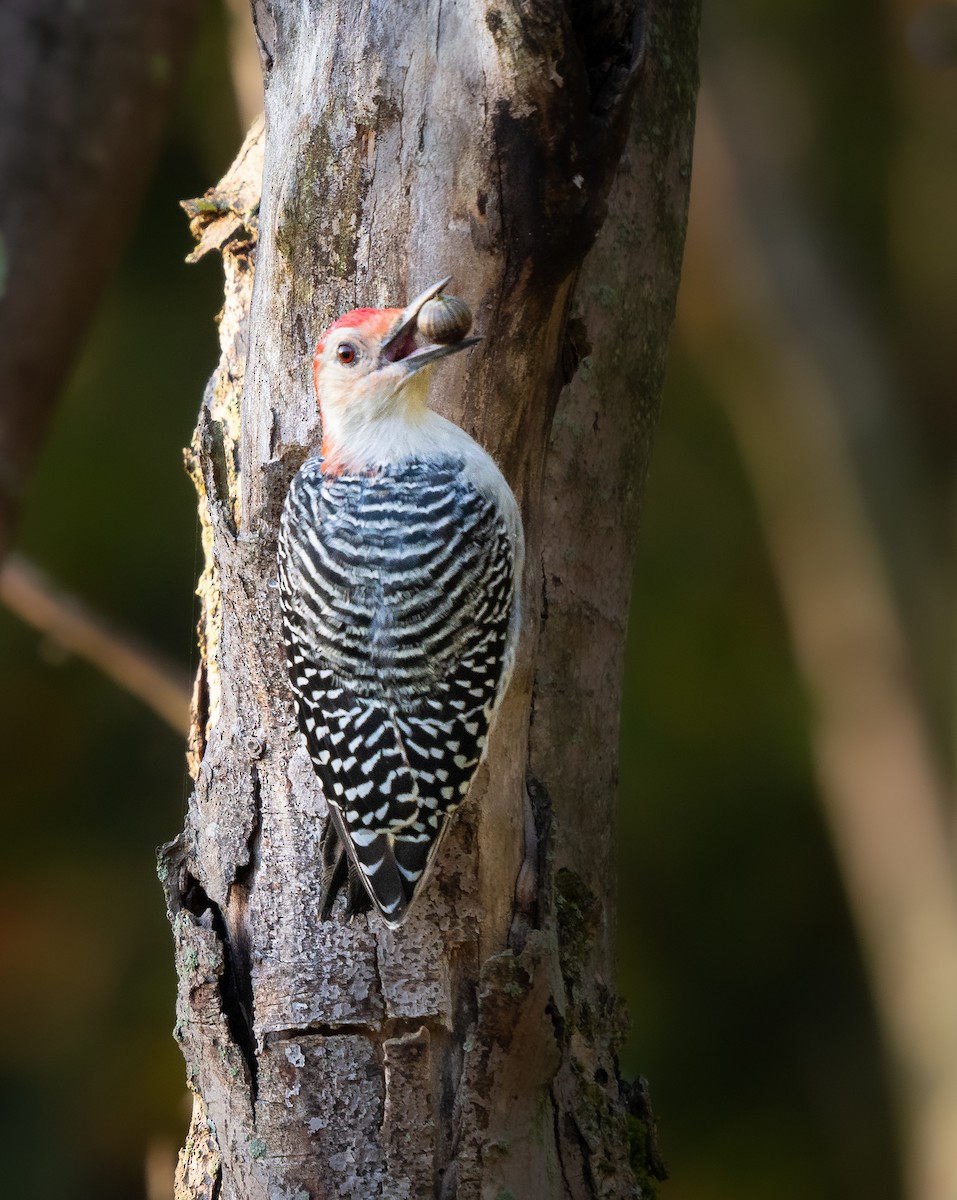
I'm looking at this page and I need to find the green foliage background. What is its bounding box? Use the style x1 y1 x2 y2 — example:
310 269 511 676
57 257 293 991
3 1 954 1197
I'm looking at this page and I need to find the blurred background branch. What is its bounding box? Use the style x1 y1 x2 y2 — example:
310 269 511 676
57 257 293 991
0 0 200 561
679 83 957 1200
224 0 263 128
0 552 191 735
618 5 957 1199
0 5 234 1196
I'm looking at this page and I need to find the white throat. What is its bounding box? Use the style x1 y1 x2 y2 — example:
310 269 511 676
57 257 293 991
320 367 440 472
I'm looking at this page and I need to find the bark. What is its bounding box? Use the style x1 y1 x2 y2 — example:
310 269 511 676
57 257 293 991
160 3 698 1197
0 0 199 559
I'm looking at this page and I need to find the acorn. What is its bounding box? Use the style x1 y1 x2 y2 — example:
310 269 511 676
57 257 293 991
417 293 473 344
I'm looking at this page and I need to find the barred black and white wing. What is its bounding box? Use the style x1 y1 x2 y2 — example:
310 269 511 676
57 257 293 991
277 456 516 925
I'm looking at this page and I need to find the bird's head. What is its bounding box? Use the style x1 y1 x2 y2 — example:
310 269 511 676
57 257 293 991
313 278 479 474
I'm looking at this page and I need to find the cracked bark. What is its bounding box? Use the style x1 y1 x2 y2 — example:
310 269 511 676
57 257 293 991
160 3 699 1197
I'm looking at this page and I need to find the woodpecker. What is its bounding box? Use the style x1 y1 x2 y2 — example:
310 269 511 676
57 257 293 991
277 278 524 926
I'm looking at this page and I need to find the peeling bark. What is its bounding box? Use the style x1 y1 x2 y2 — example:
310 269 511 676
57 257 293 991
161 3 699 1197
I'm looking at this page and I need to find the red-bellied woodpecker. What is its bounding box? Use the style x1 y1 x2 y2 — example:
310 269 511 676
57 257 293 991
277 278 524 926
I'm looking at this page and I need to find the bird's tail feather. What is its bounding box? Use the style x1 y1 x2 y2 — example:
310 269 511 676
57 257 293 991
320 806 409 926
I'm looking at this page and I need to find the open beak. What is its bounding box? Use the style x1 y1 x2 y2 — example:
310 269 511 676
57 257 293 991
379 276 481 372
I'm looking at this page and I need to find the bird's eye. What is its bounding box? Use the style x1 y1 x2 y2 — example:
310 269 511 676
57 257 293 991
337 343 357 365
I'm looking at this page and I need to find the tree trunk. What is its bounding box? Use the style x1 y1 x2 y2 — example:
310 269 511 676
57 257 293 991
160 3 699 1197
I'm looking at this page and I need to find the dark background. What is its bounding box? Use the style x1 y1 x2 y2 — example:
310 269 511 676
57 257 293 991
3 1 955 1196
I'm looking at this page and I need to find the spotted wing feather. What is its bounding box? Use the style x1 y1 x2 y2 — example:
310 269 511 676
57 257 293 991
278 456 514 924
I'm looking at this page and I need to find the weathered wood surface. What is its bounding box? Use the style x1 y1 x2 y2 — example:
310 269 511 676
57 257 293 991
161 3 698 1197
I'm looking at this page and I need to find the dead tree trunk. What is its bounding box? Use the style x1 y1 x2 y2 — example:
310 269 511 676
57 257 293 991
160 3 699 1197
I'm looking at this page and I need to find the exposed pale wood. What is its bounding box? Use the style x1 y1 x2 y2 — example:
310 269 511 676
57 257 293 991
161 3 699 1196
